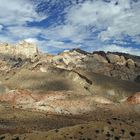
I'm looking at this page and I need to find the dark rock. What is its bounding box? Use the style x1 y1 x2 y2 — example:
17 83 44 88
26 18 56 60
129 131 136 137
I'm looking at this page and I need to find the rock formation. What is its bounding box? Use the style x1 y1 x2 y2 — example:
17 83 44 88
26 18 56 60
126 92 140 104
0 40 39 58
47 49 140 83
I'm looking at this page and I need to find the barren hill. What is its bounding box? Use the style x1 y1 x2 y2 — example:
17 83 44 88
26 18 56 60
0 42 140 139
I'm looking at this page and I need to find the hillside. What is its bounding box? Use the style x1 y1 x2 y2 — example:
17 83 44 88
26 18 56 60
0 41 140 139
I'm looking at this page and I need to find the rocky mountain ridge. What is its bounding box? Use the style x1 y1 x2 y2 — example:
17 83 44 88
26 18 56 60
46 49 140 83
0 41 140 83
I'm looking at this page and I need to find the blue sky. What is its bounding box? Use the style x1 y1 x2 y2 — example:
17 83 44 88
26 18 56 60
0 0 140 55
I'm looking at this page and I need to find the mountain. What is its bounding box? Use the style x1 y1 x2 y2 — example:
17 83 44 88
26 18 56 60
0 41 140 139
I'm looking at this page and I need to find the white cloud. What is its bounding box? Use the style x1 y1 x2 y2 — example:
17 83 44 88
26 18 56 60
0 0 47 45
65 0 140 44
0 0 139 55
99 12 140 41
24 38 39 43
43 39 81 49
42 24 89 43
0 0 47 26
7 26 42 39
23 38 80 52
0 25 3 31
66 1 122 27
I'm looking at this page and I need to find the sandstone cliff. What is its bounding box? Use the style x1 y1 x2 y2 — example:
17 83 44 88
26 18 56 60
0 40 39 58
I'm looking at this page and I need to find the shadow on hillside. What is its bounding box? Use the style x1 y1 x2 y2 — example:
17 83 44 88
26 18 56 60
31 80 72 91
13 74 73 91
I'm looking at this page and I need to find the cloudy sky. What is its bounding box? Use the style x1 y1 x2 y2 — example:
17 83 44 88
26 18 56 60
0 0 140 55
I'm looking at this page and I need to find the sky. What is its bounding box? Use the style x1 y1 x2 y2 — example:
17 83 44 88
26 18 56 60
0 0 140 55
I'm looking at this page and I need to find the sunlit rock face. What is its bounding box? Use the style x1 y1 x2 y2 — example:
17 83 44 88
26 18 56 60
106 53 126 65
0 40 39 58
126 92 140 104
0 42 139 82
51 49 87 70
15 41 39 58
46 49 140 82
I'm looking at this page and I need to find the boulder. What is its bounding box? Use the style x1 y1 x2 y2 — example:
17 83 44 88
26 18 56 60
126 59 135 68
126 92 140 104
119 56 126 65
107 53 126 65
92 54 108 63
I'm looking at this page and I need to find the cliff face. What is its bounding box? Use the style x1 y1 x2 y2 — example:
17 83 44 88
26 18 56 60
0 41 139 83
0 40 38 58
47 49 140 83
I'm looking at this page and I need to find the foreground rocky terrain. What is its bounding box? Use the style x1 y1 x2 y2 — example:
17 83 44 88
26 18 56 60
0 41 140 139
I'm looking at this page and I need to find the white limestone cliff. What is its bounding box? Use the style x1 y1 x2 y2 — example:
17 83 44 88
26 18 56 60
0 40 39 58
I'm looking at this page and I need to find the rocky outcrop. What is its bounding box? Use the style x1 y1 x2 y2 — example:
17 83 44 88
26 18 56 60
126 59 135 68
108 51 140 63
126 92 140 104
47 49 140 82
0 40 39 58
0 41 140 82
106 53 126 65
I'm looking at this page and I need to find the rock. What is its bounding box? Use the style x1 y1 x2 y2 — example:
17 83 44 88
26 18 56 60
0 104 5 111
0 40 39 59
126 92 140 104
0 43 15 55
83 55 112 75
51 49 86 70
16 41 39 58
45 51 140 82
70 48 90 55
119 56 126 65
93 51 106 58
107 53 126 65
126 59 135 68
91 96 113 104
0 89 114 115
92 54 108 63
40 67 47 72
0 42 140 82
107 54 120 64
135 75 140 83
136 62 140 67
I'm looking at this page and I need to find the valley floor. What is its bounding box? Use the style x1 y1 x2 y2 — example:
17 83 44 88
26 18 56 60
0 102 140 140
